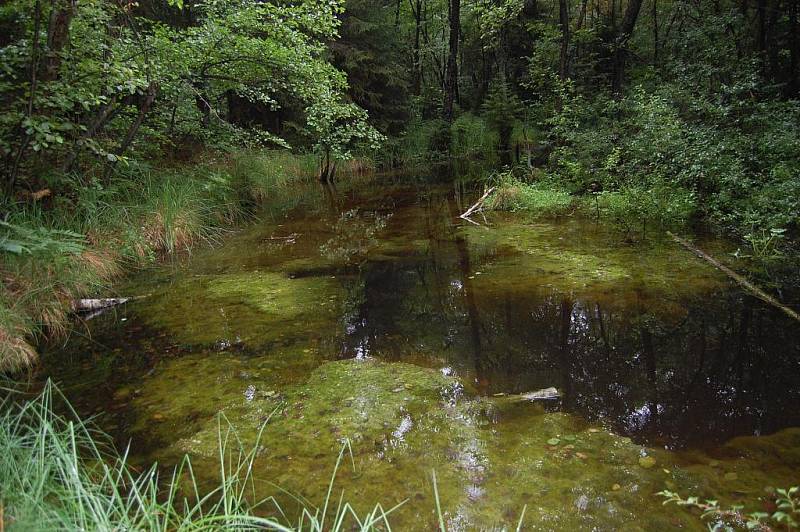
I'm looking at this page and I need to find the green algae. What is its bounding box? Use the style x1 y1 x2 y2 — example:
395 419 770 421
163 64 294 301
131 271 342 346
41 180 800 530
121 354 800 530
463 216 727 314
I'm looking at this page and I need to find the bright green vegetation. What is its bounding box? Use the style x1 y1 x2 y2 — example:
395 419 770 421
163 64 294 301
3 0 800 528
0 381 406 531
659 486 800 530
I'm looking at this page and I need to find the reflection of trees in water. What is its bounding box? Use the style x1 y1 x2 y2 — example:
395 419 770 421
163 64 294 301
472 288 800 447
328 183 800 447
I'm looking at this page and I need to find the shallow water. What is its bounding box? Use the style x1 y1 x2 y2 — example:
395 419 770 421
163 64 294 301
41 174 800 529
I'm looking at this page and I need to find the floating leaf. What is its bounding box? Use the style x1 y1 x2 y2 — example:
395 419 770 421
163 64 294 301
547 438 560 446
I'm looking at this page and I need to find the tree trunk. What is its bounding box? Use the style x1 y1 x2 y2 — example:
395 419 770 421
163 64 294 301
558 0 570 81
410 0 423 95
789 0 799 95
652 0 659 63
43 0 76 82
612 0 645 94
442 0 460 123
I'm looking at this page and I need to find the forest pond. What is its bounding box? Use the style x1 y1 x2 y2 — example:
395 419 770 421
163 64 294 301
40 173 800 530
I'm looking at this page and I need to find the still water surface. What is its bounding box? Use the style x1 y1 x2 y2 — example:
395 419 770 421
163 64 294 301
41 174 800 529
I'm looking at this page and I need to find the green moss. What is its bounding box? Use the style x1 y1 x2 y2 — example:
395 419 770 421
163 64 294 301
463 217 726 313
119 353 800 529
132 271 342 346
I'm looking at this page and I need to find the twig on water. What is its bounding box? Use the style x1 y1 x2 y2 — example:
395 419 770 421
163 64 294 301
459 187 495 225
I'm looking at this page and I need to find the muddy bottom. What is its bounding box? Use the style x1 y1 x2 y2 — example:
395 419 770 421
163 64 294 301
40 174 800 530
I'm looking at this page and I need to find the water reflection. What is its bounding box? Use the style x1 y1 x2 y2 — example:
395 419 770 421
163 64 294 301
315 183 800 449
40 177 800 453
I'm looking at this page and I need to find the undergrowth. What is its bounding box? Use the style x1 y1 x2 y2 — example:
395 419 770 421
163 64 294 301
486 171 575 217
0 150 323 372
0 381 404 531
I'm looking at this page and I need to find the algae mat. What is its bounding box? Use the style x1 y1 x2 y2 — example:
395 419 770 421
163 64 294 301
39 179 800 530
128 357 800 530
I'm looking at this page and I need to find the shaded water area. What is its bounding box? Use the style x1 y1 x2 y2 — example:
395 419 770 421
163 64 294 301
40 172 800 529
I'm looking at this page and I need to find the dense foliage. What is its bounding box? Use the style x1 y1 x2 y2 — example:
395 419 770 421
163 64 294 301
2 0 799 365
0 0 380 190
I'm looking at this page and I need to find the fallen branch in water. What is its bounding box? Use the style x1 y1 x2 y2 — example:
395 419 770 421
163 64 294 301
459 187 496 221
667 231 800 323
71 298 130 312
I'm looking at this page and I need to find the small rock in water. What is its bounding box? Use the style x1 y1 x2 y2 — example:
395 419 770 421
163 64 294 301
574 494 590 511
392 387 404 393
244 385 256 402
611 483 622 491
638 456 657 469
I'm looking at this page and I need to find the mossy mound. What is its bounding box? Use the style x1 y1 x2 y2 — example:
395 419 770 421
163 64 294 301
206 271 336 316
122 354 800 530
132 271 342 346
463 217 726 313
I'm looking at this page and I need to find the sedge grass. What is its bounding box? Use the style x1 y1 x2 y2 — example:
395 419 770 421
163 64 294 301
0 380 407 531
0 150 316 372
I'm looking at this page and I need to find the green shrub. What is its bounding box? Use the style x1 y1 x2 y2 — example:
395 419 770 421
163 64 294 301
488 172 574 217
599 185 696 239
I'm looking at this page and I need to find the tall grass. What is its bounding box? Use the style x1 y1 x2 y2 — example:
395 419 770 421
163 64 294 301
486 171 575 217
0 381 404 531
0 150 317 372
450 113 497 161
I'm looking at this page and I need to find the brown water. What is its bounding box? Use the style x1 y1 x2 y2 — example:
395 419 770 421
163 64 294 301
40 174 800 530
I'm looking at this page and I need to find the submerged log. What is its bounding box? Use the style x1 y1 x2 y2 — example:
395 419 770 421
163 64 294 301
493 387 561 401
667 231 800 323
71 298 130 313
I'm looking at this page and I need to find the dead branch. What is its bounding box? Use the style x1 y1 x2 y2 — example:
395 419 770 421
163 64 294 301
459 187 495 221
668 231 800 323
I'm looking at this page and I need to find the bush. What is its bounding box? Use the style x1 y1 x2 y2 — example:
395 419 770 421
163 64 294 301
488 172 574 217
599 185 696 239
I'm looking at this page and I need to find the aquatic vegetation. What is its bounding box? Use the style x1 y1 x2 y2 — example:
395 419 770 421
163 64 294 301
462 217 726 308
116 348 800 529
0 381 406 531
319 209 391 263
659 486 800 531
26 180 800 530
132 271 342 347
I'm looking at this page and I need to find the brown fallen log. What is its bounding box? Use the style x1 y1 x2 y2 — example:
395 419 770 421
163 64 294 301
667 231 800 323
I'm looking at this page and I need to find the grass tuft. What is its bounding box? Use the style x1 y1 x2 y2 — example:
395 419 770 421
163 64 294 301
0 380 404 531
0 150 319 372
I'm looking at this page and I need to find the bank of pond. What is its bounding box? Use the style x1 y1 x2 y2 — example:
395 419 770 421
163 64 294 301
9 173 800 530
